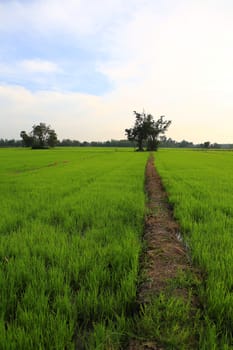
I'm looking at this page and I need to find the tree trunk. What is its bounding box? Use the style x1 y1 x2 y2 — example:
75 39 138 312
137 138 144 151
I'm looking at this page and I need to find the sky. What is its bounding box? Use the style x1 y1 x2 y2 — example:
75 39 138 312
0 0 232 143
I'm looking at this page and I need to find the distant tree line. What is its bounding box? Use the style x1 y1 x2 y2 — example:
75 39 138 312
2 137 232 149
0 138 134 148
159 137 233 149
0 119 232 149
56 139 134 147
0 139 22 147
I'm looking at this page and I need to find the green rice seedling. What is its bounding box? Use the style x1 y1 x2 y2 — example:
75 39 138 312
0 147 148 349
131 292 197 350
155 149 233 348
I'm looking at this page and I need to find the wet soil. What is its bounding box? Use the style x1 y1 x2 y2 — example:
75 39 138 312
128 155 200 350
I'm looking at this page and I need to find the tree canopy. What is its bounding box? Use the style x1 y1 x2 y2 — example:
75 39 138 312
20 123 58 149
125 111 171 151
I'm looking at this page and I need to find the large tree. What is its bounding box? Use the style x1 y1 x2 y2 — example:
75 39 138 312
125 111 171 151
20 123 58 149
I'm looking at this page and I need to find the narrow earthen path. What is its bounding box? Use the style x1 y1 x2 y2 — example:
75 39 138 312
128 155 201 349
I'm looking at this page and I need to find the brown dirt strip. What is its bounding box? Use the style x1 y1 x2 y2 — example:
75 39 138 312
128 155 201 350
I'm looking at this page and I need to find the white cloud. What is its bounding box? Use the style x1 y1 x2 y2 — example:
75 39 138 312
0 0 141 39
20 59 61 73
0 85 119 141
0 59 63 91
0 80 232 144
96 0 233 143
0 0 233 143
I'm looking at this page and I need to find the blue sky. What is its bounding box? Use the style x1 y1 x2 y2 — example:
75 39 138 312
0 0 233 142
0 1 113 93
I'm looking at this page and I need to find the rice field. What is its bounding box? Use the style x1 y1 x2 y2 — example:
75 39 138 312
155 149 233 349
0 148 148 349
1 147 233 349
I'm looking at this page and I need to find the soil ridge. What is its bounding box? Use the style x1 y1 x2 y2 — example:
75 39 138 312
128 155 201 349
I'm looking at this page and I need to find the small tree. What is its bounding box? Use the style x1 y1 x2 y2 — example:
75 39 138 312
20 123 58 149
203 141 210 149
125 111 171 151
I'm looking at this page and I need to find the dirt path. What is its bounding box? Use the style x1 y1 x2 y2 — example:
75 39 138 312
128 155 201 349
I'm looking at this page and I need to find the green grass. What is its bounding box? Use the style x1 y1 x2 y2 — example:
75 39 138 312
2 147 233 349
155 149 233 349
0 147 148 349
132 293 199 349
